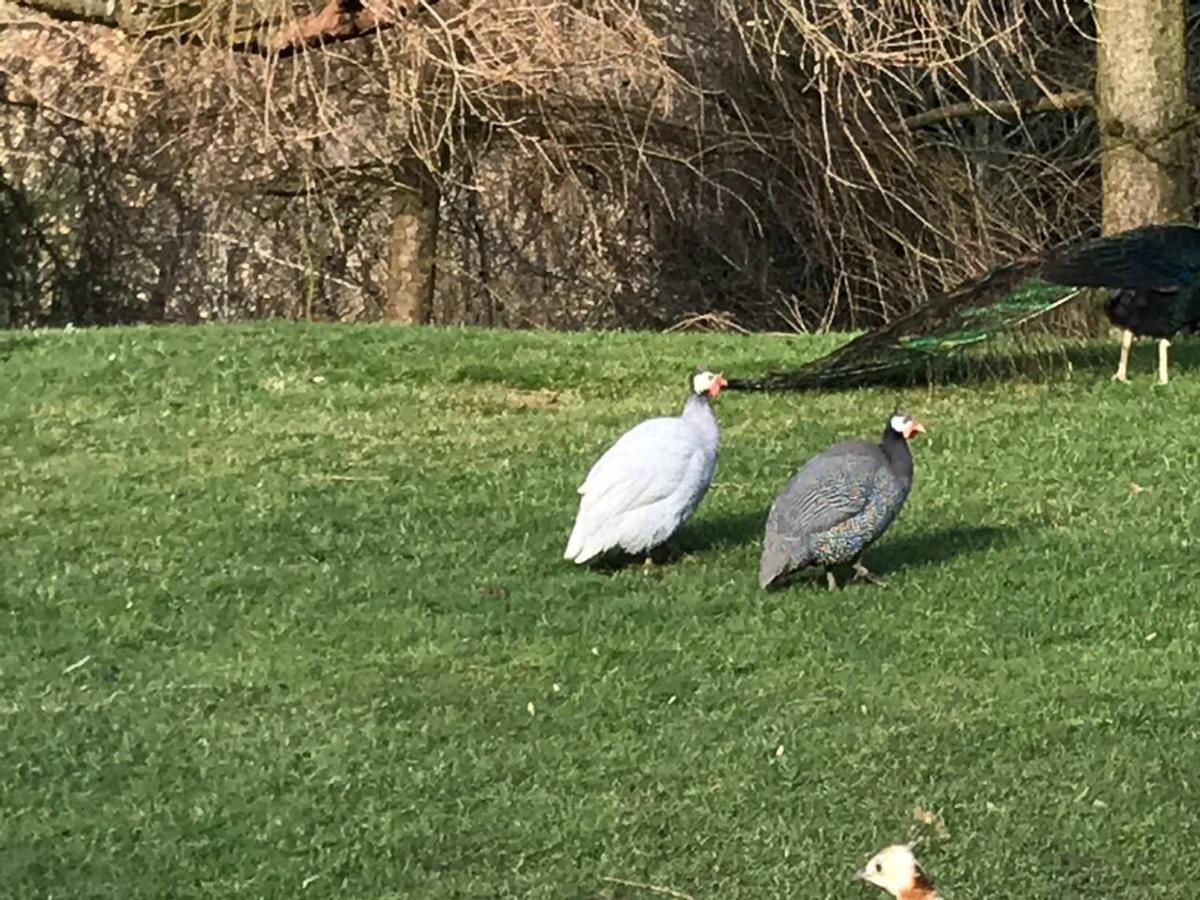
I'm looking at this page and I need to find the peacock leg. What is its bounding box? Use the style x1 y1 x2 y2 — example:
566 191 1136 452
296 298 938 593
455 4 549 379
1112 330 1132 383
1157 339 1170 386
825 569 839 591
851 561 887 587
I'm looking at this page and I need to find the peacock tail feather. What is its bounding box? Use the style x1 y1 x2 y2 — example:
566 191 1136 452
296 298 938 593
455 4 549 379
728 259 1085 392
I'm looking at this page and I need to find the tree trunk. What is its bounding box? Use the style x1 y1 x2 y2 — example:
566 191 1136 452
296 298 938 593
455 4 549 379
1050 0 1194 336
385 160 439 325
1096 0 1192 234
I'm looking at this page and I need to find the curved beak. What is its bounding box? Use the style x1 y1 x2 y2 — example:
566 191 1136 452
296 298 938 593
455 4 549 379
853 867 869 882
904 420 926 439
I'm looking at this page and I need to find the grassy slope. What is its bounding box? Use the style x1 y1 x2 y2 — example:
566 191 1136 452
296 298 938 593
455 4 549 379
2 324 1200 899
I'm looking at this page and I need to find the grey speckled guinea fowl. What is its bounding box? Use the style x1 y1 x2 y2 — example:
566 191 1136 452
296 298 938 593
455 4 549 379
759 410 925 590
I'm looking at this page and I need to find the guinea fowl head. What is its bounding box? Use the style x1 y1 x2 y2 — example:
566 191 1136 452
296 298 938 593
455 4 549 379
855 844 939 899
691 368 728 398
887 410 926 441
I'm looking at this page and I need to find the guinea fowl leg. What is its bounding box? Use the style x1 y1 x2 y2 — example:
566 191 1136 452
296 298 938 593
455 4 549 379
645 542 682 567
1157 339 1170 386
851 561 887 587
825 569 839 591
1112 330 1132 383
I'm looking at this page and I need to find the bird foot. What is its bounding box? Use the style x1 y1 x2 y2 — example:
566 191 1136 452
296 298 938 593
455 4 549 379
852 563 887 587
1111 371 1129 384
641 543 678 567
825 570 839 591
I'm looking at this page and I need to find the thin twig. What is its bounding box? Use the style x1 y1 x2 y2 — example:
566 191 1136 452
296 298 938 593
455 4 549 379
300 474 389 481
601 876 697 899
62 655 92 675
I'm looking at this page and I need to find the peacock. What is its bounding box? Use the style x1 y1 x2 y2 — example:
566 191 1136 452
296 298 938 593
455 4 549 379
1041 224 1200 384
728 224 1200 391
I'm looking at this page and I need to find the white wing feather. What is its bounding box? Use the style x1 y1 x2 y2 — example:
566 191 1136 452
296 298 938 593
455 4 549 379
564 416 716 563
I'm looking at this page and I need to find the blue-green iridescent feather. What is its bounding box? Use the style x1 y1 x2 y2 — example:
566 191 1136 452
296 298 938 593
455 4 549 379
729 260 1081 391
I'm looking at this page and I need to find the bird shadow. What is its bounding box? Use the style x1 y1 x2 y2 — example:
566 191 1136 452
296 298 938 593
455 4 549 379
1022 338 1200 381
955 334 1200 386
584 509 764 574
588 520 1020 577
679 509 765 554
866 523 1021 576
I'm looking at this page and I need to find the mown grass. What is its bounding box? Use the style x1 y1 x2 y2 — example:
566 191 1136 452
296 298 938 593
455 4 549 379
3 323 1200 899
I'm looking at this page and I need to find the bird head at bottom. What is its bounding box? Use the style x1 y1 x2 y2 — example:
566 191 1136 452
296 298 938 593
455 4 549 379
855 844 939 899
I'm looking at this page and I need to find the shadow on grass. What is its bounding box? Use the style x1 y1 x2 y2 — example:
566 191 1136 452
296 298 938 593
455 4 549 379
589 520 1019 575
1017 338 1200 382
584 509 764 573
0 332 38 363
680 509 764 554
868 523 1019 575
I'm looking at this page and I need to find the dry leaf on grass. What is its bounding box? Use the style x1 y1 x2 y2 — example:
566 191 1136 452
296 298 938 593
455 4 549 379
913 804 950 840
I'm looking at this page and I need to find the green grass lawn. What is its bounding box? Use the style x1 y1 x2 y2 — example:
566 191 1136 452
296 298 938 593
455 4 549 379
3 323 1200 898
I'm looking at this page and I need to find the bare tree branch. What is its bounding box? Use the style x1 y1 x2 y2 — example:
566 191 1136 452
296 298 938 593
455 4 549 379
256 0 445 54
258 0 391 52
7 0 440 52
7 0 112 24
902 90 1094 130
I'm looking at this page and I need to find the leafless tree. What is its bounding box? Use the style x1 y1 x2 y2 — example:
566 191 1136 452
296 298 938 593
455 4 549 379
0 0 1195 331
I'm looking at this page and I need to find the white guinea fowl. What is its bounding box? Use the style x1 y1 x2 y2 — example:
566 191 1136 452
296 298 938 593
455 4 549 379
856 844 941 900
564 369 726 564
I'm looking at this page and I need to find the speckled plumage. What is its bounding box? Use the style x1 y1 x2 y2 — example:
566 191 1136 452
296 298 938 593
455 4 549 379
760 421 916 588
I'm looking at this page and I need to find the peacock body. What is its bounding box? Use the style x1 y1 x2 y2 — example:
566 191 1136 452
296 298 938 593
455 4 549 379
1042 224 1200 383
